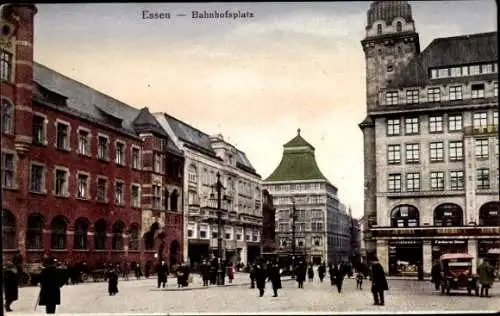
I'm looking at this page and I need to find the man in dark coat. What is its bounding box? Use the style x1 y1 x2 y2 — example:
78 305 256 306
249 263 256 288
417 261 424 281
328 264 336 286
156 261 168 288
209 259 217 285
200 260 210 286
107 265 119 296
370 257 389 306
38 258 64 314
254 263 267 297
3 263 18 312
318 263 326 282
431 261 441 291
335 264 345 293
267 262 282 297
307 264 314 282
134 263 141 280
296 261 306 288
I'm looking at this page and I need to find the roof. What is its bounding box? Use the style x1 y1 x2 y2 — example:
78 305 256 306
388 32 498 88
132 107 168 137
440 253 473 261
265 130 328 182
367 1 413 28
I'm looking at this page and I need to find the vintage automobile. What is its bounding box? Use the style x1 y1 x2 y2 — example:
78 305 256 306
439 253 479 296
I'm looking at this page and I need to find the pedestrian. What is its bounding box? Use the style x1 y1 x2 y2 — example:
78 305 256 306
431 260 441 291
249 263 256 288
370 257 389 306
254 262 267 297
134 263 141 280
307 264 314 282
478 259 496 297
227 262 235 284
145 261 151 279
201 260 210 287
356 270 364 290
335 264 345 293
209 259 217 285
328 264 336 286
107 265 119 296
182 262 191 287
268 261 282 297
122 262 129 281
156 261 168 288
296 261 306 288
38 257 65 314
176 263 185 288
417 261 424 281
318 262 326 283
3 263 19 312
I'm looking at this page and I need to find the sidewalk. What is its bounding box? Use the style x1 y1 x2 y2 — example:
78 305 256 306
152 272 294 291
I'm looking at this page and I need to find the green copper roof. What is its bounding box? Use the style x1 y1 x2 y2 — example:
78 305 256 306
265 129 327 182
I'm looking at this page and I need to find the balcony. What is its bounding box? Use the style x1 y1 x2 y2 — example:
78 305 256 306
463 125 498 136
370 225 500 238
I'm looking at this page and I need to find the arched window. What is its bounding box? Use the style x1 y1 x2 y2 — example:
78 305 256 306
51 216 67 249
390 205 419 228
377 24 382 35
434 203 463 226
112 221 125 250
73 218 89 250
2 209 16 249
164 189 169 211
479 202 500 226
170 190 178 211
26 214 44 249
1 99 14 134
128 224 140 251
396 21 402 32
145 222 160 250
188 165 197 184
94 219 107 250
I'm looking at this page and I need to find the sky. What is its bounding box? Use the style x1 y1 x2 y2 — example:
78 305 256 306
33 1 497 219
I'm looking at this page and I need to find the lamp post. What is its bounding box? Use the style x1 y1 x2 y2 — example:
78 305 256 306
291 197 297 278
209 172 231 285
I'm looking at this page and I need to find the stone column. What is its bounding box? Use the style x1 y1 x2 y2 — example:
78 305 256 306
468 239 478 274
376 239 388 273
423 240 432 275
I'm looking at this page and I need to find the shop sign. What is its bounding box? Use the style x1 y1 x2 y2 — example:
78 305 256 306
400 208 408 217
488 210 498 216
433 240 466 245
389 240 421 246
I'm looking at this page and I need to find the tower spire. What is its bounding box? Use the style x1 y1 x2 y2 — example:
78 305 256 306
297 128 301 136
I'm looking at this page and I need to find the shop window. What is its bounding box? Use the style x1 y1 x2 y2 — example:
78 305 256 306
433 203 463 226
390 205 420 228
479 201 499 226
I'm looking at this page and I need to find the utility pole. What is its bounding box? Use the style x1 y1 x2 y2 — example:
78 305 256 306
216 172 224 285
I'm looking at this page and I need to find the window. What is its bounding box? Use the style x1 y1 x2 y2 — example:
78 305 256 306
2 210 16 249
448 114 463 131
377 24 382 34
475 139 489 159
77 173 89 199
429 116 443 133
56 122 69 150
494 82 498 97
450 171 464 190
387 119 401 136
1 99 13 134
469 65 480 75
97 178 107 203
449 85 463 101
434 204 463 227
188 165 197 183
26 214 43 249
404 117 419 134
449 141 463 161
0 50 12 82
94 220 107 250
493 111 498 126
405 143 420 163
388 174 401 193
73 219 88 250
132 147 140 169
187 229 193 238
51 217 67 250
462 66 469 76
406 173 420 192
476 168 490 189
98 136 108 160
32 115 46 145
396 21 402 32
131 184 140 208
154 153 162 173
112 222 124 250
128 225 140 250
387 144 401 164
430 142 444 162
450 67 462 77
472 84 485 98
115 142 125 165
406 89 419 104
115 181 124 205
78 129 90 156
54 169 68 196
473 112 487 128
427 87 441 102
313 236 322 247
481 64 493 74
438 68 449 79
1 152 14 188
152 185 161 209
30 164 44 193
385 91 398 105
430 172 445 191
387 65 393 72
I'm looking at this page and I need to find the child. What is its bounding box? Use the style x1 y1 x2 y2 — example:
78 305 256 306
356 270 364 290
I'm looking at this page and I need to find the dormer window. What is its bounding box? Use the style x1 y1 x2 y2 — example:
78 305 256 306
396 21 402 32
377 24 382 35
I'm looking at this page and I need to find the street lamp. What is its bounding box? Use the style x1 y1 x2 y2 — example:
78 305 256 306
208 172 231 285
290 197 297 278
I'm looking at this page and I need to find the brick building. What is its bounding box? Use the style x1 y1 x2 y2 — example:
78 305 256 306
1 4 184 268
261 189 276 253
359 1 498 275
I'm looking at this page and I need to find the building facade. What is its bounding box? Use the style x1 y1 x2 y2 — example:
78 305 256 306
262 189 277 253
264 130 352 264
154 114 263 267
1 4 184 268
359 1 499 275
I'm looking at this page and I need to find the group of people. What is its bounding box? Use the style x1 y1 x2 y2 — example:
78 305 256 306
197 258 237 286
248 260 282 297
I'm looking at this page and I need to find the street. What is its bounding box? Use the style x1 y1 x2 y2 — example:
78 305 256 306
7 273 500 314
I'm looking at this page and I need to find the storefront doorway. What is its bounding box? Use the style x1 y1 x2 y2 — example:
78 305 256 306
388 240 422 276
431 239 468 262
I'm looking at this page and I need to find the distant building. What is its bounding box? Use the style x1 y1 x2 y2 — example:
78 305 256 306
262 190 277 253
350 217 362 265
264 129 353 264
359 1 499 276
